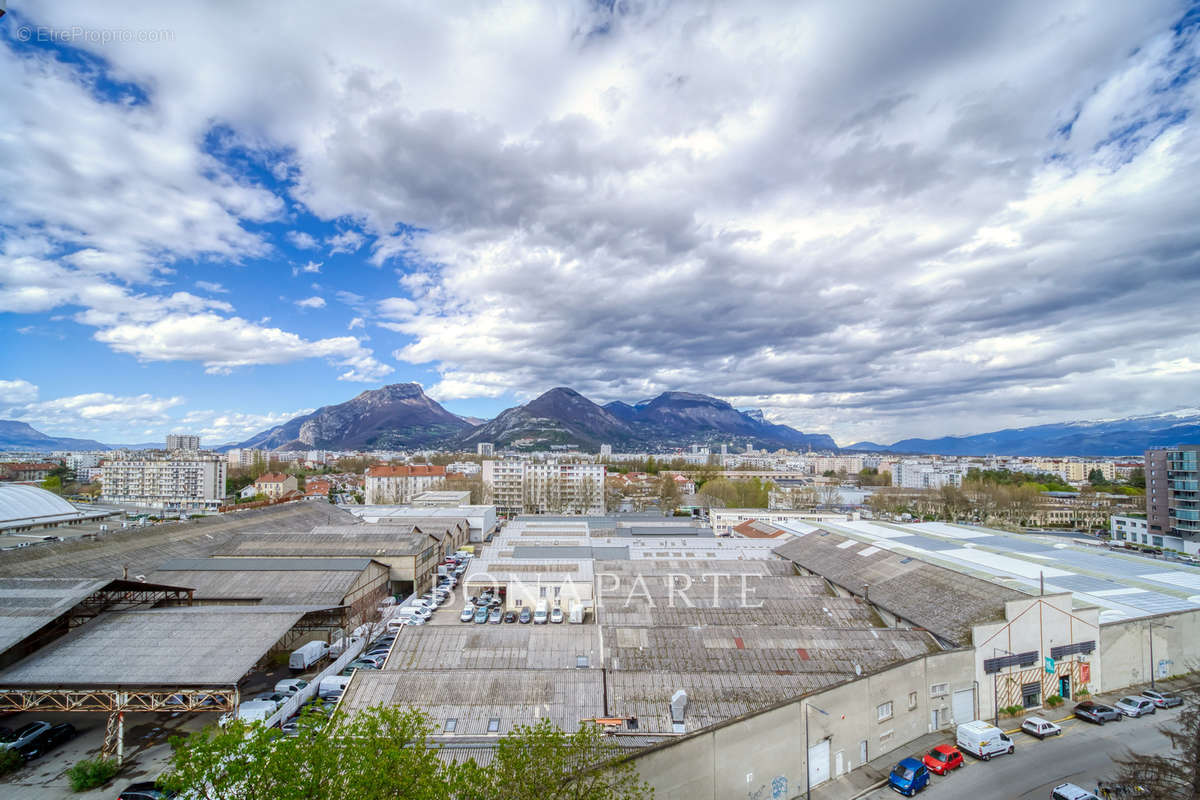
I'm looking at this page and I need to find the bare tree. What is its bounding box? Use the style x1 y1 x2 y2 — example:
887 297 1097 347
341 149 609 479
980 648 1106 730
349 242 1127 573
1105 678 1199 799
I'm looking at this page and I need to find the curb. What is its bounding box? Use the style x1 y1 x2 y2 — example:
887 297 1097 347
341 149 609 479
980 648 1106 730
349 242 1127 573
846 777 889 800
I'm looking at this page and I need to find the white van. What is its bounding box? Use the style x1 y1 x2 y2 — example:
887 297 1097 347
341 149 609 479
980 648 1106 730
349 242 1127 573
289 640 329 671
219 699 277 727
956 720 1014 760
318 676 350 700
533 599 549 625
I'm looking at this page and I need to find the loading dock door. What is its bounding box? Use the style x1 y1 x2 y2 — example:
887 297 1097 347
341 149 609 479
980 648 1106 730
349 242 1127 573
808 738 830 787
952 688 975 723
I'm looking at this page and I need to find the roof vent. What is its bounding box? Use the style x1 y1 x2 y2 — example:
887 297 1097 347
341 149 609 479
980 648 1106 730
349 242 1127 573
670 689 688 734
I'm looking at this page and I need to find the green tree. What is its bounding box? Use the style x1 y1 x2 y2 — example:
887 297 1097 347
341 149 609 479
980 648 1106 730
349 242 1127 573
658 473 680 510
41 475 62 493
456 718 653 800
1088 468 1110 487
1128 466 1146 489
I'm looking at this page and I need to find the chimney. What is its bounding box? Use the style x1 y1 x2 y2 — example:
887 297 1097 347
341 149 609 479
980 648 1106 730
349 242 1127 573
670 689 688 734
123 565 128 580
863 583 870 603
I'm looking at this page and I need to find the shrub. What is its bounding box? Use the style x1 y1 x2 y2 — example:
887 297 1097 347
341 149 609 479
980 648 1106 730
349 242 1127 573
0 747 23 776
1045 694 1065 708
66 757 120 792
1000 705 1025 717
1076 686 1090 698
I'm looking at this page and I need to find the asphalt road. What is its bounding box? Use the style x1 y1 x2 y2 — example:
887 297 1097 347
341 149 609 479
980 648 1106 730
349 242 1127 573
859 707 1179 800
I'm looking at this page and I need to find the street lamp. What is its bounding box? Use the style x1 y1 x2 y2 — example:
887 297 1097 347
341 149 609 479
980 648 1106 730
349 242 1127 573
805 701 830 800
992 647 1016 726
1148 620 1174 690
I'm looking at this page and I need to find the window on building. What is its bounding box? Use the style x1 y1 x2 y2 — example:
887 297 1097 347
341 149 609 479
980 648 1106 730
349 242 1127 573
514 598 522 607
877 701 893 721
908 691 918 710
576 655 589 668
444 719 457 733
487 718 500 733
554 586 561 597
1022 683 1040 709
539 586 547 597
930 683 949 698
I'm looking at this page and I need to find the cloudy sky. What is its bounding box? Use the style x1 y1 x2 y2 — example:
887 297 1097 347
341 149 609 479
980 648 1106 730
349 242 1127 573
1 1 1199 446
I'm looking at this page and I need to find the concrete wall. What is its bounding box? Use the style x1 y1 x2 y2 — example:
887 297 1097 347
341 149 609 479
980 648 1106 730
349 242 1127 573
629 648 976 800
1098 607 1200 692
970 593 1101 719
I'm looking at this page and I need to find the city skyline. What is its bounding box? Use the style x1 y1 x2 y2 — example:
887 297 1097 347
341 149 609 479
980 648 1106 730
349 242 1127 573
2 1 1200 445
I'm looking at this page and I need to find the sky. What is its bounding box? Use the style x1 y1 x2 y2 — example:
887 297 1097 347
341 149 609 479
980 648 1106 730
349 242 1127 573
1 1 1199 447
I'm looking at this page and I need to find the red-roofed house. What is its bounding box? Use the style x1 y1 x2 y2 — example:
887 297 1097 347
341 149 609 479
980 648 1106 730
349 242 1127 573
364 464 447 505
731 519 795 540
253 471 298 500
305 478 332 498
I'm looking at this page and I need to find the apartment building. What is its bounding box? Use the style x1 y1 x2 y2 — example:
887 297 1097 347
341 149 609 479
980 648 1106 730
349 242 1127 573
476 442 495 456
1145 446 1200 554
224 448 263 468
893 460 965 490
481 460 605 515
99 453 227 513
808 454 865 475
364 464 447 505
165 433 201 452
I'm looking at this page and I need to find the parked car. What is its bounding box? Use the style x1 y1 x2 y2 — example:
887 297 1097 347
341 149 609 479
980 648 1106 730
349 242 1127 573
1141 689 1183 708
1 721 50 752
519 607 532 624
888 757 930 796
16 722 76 760
1073 701 1123 725
346 659 381 671
1021 717 1062 739
460 605 476 622
921 744 963 775
1051 783 1102 800
1114 696 1156 717
550 607 564 624
502 610 517 623
275 679 308 696
474 607 489 624
488 608 502 624
117 782 178 800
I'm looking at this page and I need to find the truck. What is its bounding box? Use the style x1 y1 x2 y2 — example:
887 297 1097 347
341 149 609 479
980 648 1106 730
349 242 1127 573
289 640 329 671
568 604 585 624
533 599 549 625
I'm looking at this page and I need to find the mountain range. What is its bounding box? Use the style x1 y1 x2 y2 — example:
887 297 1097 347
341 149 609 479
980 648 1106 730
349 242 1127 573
847 409 1200 456
3 387 1199 456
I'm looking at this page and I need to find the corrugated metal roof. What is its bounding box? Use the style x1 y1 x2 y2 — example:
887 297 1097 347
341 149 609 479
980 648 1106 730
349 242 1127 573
215 532 432 558
339 669 604 736
384 625 600 672
0 578 111 654
156 557 373 571
0 502 363 580
0 605 319 687
774 531 1021 645
146 560 377 606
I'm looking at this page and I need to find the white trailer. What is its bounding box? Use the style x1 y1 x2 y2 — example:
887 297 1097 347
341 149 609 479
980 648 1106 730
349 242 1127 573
289 640 329 671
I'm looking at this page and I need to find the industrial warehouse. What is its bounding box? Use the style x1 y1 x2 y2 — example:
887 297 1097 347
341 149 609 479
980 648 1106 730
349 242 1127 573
0 488 1197 798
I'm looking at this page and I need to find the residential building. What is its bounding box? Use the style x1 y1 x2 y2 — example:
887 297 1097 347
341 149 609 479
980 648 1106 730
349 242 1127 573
254 472 298 499
482 460 605 515
225 448 262 468
476 442 495 456
100 453 227 513
165 434 200 452
364 464 447 505
1145 446 1200 554
0 462 59 482
893 460 965 490
599 444 612 458
1110 514 1149 545
709 508 856 536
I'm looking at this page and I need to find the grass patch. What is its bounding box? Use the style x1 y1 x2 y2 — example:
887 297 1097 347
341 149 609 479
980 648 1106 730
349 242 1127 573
66 757 120 792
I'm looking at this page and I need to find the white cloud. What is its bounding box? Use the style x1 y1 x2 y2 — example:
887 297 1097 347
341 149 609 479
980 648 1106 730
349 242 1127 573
179 407 315 443
9 391 185 439
0 379 39 405
291 260 324 277
286 230 319 249
348 317 365 330
326 230 365 254
295 295 326 309
194 280 228 294
92 312 392 382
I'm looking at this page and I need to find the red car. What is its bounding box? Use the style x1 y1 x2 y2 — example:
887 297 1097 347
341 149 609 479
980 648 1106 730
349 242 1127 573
922 744 963 775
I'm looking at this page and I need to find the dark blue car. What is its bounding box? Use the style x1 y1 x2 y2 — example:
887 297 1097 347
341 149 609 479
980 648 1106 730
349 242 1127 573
888 757 930 796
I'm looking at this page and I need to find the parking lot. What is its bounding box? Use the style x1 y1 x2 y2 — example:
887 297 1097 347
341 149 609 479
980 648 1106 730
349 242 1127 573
856 697 1182 800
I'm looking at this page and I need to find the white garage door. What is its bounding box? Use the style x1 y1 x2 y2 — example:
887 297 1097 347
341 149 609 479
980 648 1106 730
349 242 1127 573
808 738 830 787
952 688 975 724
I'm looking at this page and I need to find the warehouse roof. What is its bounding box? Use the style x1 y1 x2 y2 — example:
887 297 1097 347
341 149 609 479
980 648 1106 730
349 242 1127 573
0 577 110 656
0 484 111 531
382 625 600 671
147 558 381 605
774 529 1021 645
0 605 320 687
338 668 605 736
216 533 433 558
0 502 361 579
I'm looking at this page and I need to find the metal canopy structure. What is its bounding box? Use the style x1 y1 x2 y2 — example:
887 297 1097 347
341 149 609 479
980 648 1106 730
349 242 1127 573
0 577 193 670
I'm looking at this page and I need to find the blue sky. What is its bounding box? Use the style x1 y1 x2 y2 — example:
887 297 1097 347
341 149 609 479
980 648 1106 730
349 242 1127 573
2 1 1199 446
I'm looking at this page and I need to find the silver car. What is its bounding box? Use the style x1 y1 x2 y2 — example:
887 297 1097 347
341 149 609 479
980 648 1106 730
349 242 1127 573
1140 689 1183 708
1113 696 1156 717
